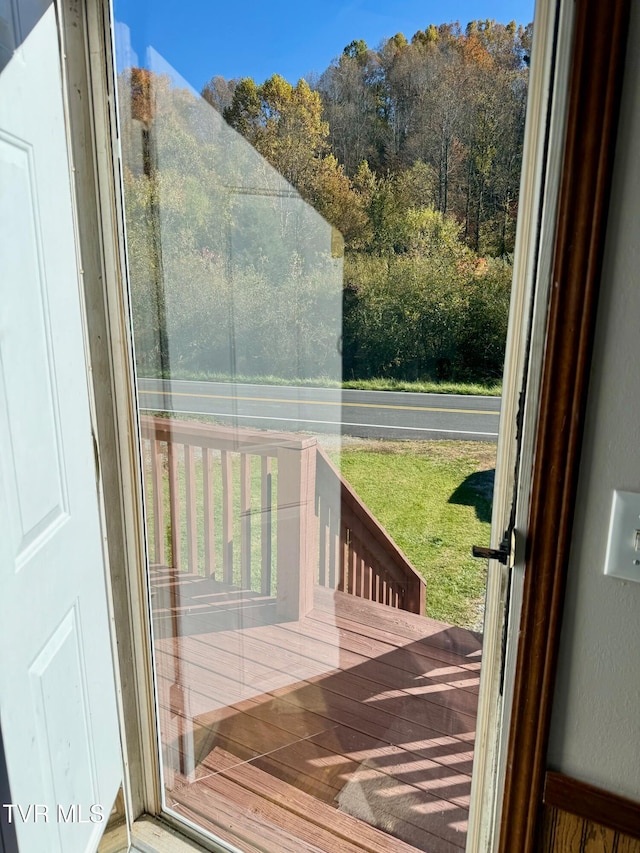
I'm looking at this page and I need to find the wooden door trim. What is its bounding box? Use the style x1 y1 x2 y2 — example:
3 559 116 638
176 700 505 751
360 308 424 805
498 1 631 850
544 772 640 840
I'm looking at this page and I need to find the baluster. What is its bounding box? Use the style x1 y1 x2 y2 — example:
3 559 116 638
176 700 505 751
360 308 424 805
362 551 372 601
184 444 197 573
202 447 215 578
240 454 251 590
373 567 381 605
328 502 338 589
318 497 328 586
150 438 165 566
339 523 349 592
347 538 356 596
167 438 181 570
221 450 233 584
355 552 363 598
261 456 272 595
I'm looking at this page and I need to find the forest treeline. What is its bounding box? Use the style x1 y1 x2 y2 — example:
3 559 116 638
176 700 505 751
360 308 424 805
205 20 531 257
122 20 530 383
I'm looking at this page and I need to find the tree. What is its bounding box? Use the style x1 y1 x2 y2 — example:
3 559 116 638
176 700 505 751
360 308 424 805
201 75 238 114
317 42 385 175
224 75 328 185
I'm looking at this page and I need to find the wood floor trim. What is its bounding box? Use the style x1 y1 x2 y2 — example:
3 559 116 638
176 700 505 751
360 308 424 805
544 772 640 841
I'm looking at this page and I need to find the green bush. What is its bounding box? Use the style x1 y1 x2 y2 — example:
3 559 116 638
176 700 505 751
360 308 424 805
342 249 512 382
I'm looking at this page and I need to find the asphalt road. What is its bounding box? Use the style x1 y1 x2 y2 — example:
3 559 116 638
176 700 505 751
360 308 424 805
137 378 501 441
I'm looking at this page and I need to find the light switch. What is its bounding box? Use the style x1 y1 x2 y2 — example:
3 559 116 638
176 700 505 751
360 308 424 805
604 490 640 582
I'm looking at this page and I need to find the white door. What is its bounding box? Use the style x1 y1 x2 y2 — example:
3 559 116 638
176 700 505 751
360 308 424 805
0 2 122 852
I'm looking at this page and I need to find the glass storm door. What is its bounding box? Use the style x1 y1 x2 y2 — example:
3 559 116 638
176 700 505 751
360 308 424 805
112 4 538 850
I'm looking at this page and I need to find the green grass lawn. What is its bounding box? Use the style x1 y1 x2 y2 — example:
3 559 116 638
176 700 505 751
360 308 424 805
342 378 502 396
329 440 497 629
143 369 502 397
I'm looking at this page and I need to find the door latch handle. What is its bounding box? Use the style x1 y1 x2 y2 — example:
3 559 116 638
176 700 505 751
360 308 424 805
472 544 509 564
472 532 512 566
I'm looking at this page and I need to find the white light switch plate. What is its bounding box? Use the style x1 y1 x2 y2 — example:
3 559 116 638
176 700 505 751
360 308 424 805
604 490 640 582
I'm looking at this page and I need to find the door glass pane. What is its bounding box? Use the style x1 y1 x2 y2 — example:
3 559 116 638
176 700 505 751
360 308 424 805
114 5 533 851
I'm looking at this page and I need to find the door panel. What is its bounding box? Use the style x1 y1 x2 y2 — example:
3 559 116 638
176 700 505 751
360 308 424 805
0 3 121 851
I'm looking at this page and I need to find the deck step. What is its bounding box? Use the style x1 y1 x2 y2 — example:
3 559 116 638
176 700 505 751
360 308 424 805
178 746 464 853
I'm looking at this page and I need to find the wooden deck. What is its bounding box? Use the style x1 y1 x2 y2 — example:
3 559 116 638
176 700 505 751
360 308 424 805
151 566 481 853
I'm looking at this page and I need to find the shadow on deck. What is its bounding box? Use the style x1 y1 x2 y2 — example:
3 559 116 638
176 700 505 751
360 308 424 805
152 566 481 853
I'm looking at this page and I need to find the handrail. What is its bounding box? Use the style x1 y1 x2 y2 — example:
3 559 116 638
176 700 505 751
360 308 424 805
140 415 316 455
315 447 426 615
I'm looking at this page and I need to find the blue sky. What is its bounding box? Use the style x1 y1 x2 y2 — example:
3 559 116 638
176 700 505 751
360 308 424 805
114 0 535 93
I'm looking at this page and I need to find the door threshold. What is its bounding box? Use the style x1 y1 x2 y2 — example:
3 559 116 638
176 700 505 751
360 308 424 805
131 815 243 853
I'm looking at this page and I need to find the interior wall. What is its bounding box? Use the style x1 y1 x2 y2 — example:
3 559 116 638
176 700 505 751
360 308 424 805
547 0 640 801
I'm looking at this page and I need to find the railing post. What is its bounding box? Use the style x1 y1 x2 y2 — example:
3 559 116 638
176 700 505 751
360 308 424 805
276 440 317 620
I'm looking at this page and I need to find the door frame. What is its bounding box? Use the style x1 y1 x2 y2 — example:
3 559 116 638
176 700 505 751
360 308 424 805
498 1 631 850
58 0 632 850
55 0 161 825
466 0 576 846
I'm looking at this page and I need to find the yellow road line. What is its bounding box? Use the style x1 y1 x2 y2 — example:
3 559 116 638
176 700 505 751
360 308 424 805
138 388 499 417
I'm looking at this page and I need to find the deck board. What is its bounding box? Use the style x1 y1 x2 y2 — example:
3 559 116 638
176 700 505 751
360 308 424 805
274 616 481 700
152 567 479 853
307 607 481 684
202 747 425 853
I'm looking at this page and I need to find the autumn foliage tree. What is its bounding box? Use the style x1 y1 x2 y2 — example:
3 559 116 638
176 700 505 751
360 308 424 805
121 18 530 384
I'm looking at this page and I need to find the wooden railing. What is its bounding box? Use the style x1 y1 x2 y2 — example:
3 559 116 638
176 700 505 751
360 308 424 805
140 415 317 620
315 447 426 616
140 415 425 618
